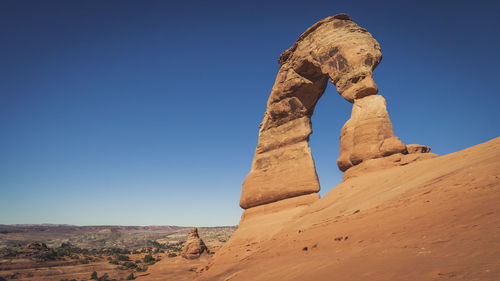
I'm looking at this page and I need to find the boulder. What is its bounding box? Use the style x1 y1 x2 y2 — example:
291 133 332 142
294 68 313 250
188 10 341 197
407 144 431 154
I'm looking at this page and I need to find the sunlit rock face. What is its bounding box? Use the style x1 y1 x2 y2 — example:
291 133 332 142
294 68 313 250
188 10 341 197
337 95 407 172
182 228 208 259
240 14 412 210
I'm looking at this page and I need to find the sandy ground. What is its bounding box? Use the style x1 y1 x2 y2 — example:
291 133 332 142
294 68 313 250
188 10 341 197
196 137 500 281
0 258 131 280
0 243 222 280
137 254 210 281
0 253 205 281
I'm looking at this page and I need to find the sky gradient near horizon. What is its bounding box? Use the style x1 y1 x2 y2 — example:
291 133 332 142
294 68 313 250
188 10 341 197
1 0 499 226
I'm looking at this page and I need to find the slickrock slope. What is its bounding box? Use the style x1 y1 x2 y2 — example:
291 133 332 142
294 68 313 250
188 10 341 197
195 13 499 281
197 137 500 281
182 228 209 259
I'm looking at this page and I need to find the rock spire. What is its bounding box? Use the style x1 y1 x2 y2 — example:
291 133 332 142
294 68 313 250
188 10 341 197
181 228 209 259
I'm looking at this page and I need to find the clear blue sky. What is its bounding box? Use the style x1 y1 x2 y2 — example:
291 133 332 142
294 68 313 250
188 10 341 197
1 0 499 226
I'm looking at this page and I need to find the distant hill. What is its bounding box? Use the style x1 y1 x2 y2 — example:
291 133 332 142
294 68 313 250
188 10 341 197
0 224 185 234
0 224 236 249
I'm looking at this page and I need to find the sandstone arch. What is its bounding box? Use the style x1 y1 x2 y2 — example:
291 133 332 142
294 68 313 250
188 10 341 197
240 14 407 209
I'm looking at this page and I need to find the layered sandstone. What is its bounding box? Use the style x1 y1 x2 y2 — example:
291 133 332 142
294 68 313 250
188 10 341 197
240 14 382 209
240 13 414 209
192 13 500 281
337 95 407 171
198 137 500 281
407 144 431 154
181 228 208 259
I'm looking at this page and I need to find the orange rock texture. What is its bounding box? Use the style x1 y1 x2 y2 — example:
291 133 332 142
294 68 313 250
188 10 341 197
181 228 208 260
240 13 426 210
197 137 500 281
191 14 500 281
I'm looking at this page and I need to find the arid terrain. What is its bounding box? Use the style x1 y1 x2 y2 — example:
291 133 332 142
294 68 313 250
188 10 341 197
190 14 500 280
2 138 498 281
2 10 498 281
196 137 500 281
0 225 235 250
0 225 236 280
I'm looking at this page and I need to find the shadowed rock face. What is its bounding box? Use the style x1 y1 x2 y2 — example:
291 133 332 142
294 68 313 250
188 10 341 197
181 228 208 259
240 14 415 210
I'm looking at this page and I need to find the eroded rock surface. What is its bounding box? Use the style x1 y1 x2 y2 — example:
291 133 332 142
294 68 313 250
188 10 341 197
342 152 439 180
407 144 431 154
241 14 386 209
181 228 208 259
337 95 407 171
241 13 413 209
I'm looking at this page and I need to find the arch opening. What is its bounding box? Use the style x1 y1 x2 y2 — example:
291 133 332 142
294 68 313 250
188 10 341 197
309 82 351 197
239 14 408 210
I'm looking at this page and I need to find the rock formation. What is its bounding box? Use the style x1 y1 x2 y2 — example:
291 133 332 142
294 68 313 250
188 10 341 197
407 144 431 154
181 228 208 259
195 14 500 281
198 137 500 281
25 242 49 250
240 13 432 210
337 95 407 171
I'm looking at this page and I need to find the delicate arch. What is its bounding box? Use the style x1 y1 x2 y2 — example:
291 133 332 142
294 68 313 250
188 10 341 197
240 14 405 209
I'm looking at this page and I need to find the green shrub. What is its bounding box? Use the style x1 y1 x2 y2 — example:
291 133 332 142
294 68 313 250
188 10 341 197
90 271 98 280
0 248 18 258
136 265 148 272
168 253 177 258
97 273 109 281
143 254 154 263
122 261 136 269
116 254 130 261
38 250 58 261
126 273 135 280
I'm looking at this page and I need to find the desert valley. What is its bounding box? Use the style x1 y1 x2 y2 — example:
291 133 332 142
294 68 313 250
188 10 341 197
0 225 236 280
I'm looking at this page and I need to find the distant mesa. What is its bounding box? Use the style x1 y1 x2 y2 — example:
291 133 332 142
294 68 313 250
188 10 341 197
181 228 209 259
239 13 434 210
